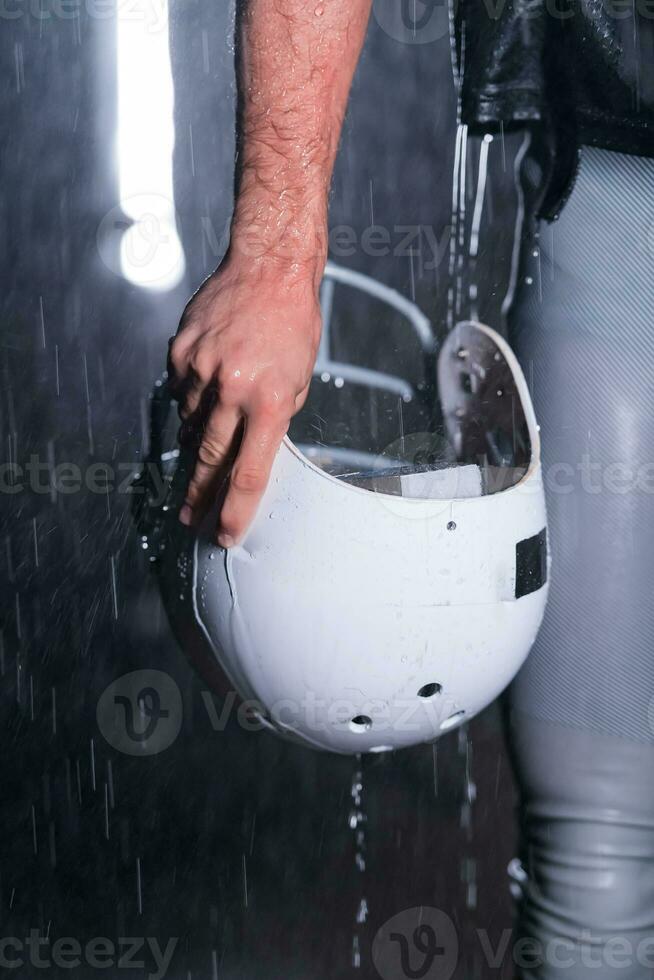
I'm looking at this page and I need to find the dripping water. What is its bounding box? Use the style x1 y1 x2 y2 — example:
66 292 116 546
458 726 478 909
349 755 368 969
446 122 469 332
468 134 493 321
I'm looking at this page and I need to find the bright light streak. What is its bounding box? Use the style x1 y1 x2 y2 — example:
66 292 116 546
116 0 185 290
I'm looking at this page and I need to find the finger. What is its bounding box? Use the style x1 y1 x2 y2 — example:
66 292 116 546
167 328 200 399
178 386 219 451
177 371 219 423
179 405 241 526
179 377 204 419
217 411 289 548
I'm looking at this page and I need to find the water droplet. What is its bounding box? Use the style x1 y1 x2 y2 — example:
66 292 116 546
352 935 361 968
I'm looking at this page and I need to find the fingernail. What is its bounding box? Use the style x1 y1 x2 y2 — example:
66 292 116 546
179 504 193 526
218 533 235 549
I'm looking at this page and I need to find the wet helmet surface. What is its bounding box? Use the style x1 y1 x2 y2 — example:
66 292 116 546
137 266 549 754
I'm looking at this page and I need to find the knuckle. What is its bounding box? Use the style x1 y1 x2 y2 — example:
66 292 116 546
168 343 186 378
179 388 196 412
197 437 228 465
256 385 292 419
231 466 266 495
190 351 216 385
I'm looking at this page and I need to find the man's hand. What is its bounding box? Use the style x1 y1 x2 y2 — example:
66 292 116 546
169 257 321 548
171 0 372 546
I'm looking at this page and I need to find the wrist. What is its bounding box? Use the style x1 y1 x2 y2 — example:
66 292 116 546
221 229 326 295
228 185 328 282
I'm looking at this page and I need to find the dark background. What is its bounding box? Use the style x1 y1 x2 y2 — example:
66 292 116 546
0 2 524 977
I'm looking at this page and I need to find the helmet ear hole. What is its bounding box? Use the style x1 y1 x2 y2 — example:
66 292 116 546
349 715 373 733
417 683 442 699
460 373 474 394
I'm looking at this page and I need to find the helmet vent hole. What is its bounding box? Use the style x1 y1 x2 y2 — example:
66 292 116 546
349 715 372 733
440 710 466 732
417 683 442 699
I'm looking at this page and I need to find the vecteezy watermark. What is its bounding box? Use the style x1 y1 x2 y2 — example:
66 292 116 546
199 213 452 268
98 201 451 288
97 194 185 289
96 670 466 757
367 431 470 522
364 430 654 521
373 0 654 46
0 457 168 502
97 670 183 756
372 908 654 978
0 932 178 979
372 907 459 980
372 0 450 45
0 0 169 31
96 673 654 758
6 450 654 502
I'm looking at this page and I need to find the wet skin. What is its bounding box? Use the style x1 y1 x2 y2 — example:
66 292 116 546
168 0 373 547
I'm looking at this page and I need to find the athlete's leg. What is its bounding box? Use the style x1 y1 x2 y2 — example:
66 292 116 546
507 146 654 978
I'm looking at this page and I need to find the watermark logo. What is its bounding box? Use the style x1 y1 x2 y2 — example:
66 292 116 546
372 0 450 44
369 432 463 522
96 193 185 290
372 907 458 980
0 932 177 980
0 0 169 31
97 670 182 756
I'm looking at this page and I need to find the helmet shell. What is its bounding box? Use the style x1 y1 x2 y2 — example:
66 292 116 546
157 322 549 754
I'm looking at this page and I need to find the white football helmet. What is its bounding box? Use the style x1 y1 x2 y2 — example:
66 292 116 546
136 263 549 754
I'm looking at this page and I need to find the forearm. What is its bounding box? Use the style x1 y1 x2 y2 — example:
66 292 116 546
230 0 372 276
